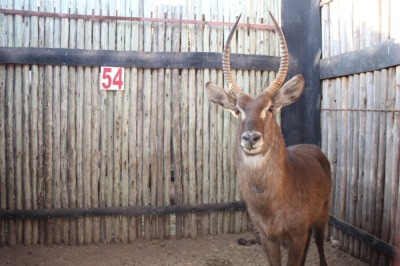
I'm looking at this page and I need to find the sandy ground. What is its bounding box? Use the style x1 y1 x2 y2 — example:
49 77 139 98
0 231 367 266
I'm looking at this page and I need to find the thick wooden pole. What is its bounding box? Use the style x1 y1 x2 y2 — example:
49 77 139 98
281 0 322 146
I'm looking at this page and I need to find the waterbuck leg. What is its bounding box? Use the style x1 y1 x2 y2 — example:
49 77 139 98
300 229 312 265
314 225 328 266
287 233 309 266
261 233 281 266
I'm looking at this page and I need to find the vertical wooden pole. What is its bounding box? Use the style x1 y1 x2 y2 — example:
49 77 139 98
194 0 204 237
36 4 45 243
21 0 32 246
13 0 23 245
156 5 166 240
135 1 144 238
281 0 322 145
188 0 198 239
0 0 6 246
91 0 101 245
121 68 130 244
75 0 86 245
98 0 109 244
180 1 190 238
202 1 211 236
5 58 16 245
52 1 62 245
208 0 218 235
59 0 70 246
82 0 93 245
163 5 173 239
43 0 54 245
112 0 124 243
0 15 6 242
129 0 141 242
120 0 132 245
142 0 152 240
106 0 116 243
66 0 77 245
149 7 158 240
172 5 183 239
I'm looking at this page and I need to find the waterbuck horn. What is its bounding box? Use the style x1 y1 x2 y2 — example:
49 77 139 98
222 14 243 99
265 11 289 97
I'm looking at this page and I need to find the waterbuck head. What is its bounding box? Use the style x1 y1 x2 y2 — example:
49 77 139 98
206 12 305 158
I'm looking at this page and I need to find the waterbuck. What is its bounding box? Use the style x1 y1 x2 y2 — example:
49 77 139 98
205 12 332 266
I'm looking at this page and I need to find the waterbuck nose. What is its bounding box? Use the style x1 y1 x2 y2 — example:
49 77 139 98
241 131 262 149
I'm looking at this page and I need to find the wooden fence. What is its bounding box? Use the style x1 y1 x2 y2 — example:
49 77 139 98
320 0 400 264
0 0 281 245
1 0 399 264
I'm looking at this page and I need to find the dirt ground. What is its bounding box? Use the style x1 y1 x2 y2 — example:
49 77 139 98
0 231 367 266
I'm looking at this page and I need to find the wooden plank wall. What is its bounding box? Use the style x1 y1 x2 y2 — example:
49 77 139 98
320 0 400 264
0 0 281 245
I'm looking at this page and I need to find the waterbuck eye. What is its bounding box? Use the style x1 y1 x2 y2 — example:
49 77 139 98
268 105 274 113
234 107 241 115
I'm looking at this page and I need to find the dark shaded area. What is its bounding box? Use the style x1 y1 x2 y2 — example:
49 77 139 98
281 0 322 146
0 47 280 71
320 39 400 79
0 201 247 219
330 215 399 259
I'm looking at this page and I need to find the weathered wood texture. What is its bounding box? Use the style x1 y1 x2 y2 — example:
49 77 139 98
0 47 281 71
320 0 400 264
0 0 280 245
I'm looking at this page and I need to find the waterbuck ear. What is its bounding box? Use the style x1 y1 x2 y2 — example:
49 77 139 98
273 75 305 109
205 82 236 112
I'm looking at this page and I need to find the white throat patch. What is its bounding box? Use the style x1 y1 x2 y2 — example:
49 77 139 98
242 153 267 169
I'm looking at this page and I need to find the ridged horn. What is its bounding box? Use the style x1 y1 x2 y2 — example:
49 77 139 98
223 14 243 99
265 11 289 97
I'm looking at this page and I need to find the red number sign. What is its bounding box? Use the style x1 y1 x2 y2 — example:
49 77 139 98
100 67 124 90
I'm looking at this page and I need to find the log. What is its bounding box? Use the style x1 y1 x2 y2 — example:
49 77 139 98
60 0 70 245
142 0 152 240
188 3 198 240
90 0 101 244
171 5 183 240
194 0 204 238
0 202 247 219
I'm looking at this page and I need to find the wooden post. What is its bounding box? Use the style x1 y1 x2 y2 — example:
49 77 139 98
0 64 5 246
142 0 152 240
188 0 198 240
171 6 183 240
202 3 211 236
52 1 62 245
128 0 140 242
120 0 131 244
281 0 322 146
194 0 204 238
91 0 101 245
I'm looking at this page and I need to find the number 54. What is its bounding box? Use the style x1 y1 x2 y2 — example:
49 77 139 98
101 67 124 90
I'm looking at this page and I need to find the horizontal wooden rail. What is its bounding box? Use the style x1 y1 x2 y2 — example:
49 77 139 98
320 38 400 79
321 108 399 113
0 8 275 30
1 202 398 258
0 202 247 219
0 47 280 71
329 215 399 259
